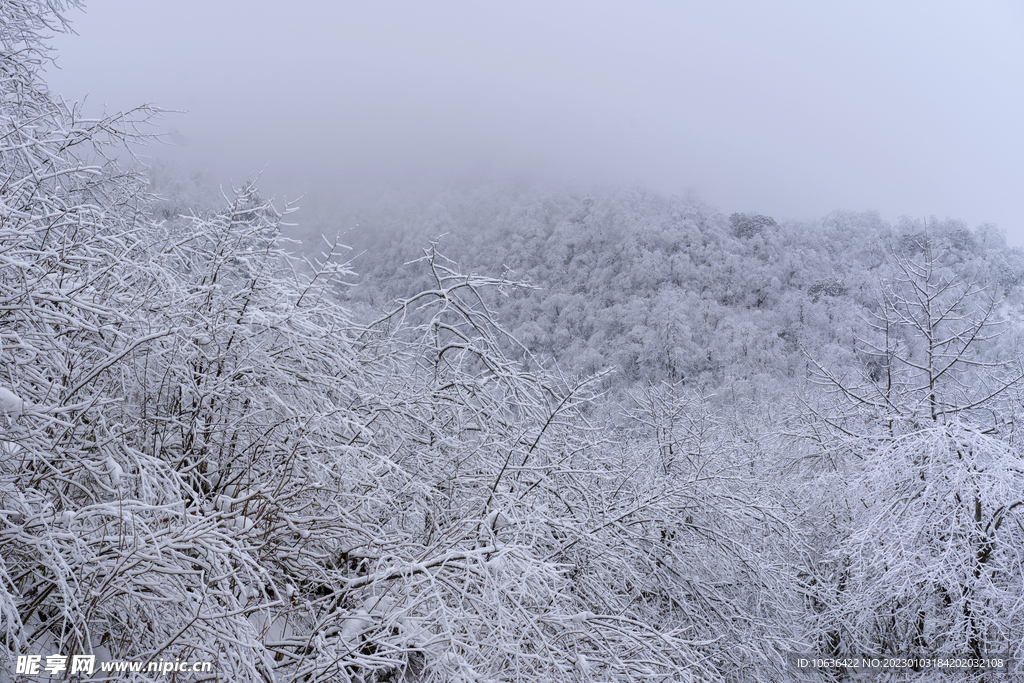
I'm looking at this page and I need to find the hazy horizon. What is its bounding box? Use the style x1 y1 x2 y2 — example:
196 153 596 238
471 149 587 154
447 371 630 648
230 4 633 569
45 1 1024 243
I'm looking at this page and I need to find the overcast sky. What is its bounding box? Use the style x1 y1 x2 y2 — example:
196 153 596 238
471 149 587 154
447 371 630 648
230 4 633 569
45 1 1024 243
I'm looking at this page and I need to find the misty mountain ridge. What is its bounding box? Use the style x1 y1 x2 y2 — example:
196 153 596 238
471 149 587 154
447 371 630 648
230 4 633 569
217 180 1023 388
148 166 1024 398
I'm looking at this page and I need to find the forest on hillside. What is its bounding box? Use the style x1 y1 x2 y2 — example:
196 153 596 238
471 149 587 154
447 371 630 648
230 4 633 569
3 2 1024 682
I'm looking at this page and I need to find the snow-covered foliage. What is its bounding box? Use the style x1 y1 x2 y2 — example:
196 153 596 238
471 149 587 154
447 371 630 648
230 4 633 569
0 175 796 680
4 3 1024 682
0 5 805 681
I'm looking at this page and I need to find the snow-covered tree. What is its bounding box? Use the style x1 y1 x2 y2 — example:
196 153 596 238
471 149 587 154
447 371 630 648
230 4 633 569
801 244 1024 675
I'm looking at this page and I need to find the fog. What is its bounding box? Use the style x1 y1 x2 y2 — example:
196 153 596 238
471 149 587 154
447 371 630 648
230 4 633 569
45 1 1024 243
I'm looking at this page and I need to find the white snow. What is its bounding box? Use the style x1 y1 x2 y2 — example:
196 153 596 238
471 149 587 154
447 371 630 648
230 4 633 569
0 386 29 416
